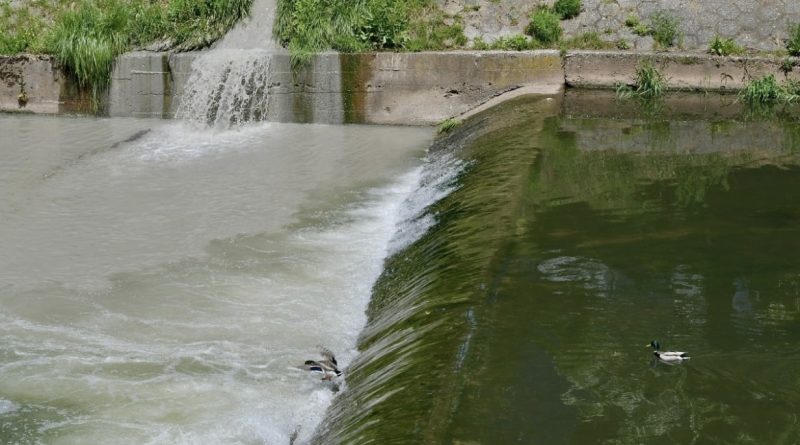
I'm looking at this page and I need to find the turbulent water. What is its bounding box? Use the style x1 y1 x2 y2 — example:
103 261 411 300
176 0 280 126
0 114 440 444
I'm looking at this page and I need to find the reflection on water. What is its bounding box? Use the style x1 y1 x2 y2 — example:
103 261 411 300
446 111 800 444
311 95 800 444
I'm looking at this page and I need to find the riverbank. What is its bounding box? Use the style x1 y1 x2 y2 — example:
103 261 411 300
4 50 800 125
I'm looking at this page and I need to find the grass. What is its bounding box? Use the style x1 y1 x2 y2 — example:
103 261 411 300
788 23 800 56
2 0 253 107
275 0 467 65
649 11 681 48
738 74 799 107
525 7 562 45
553 0 581 20
708 36 743 56
617 61 666 100
560 32 615 50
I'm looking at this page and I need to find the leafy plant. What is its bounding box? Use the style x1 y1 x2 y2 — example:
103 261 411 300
553 0 581 20
787 23 800 56
649 11 680 48
708 36 743 56
525 7 562 45
632 22 649 36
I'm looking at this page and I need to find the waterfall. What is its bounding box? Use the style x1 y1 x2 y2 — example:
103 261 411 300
176 0 280 127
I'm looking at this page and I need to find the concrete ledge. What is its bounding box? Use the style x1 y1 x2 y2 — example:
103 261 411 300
565 51 800 91
8 50 800 123
107 50 565 125
0 55 89 114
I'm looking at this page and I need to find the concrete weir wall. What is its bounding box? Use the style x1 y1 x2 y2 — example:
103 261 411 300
0 55 90 114
4 50 800 123
107 50 564 125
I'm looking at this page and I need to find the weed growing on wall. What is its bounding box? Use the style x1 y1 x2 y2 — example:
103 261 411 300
553 0 581 19
739 74 799 106
525 7 562 45
708 36 743 56
616 61 665 100
437 117 461 134
649 11 681 48
787 23 800 56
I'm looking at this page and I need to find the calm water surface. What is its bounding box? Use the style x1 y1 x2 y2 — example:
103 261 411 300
447 111 800 444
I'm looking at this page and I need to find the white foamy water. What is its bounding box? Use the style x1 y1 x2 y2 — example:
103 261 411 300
0 114 433 444
177 0 282 126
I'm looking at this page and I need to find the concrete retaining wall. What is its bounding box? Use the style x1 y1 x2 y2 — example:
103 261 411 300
0 55 89 114
107 50 564 125
5 50 800 124
565 51 800 91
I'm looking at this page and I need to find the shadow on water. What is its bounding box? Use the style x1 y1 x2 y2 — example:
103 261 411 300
314 92 800 444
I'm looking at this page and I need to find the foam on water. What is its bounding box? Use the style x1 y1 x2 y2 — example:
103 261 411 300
0 117 435 444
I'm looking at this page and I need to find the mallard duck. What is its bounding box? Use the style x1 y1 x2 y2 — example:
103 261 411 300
299 348 343 381
647 340 690 363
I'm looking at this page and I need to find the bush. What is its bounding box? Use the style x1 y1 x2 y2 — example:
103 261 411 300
708 36 743 56
787 23 800 56
525 8 562 44
649 11 681 48
553 0 581 19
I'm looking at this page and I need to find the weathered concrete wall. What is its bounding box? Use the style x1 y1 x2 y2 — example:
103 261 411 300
107 50 564 125
8 49 800 123
449 0 800 52
565 51 800 91
0 55 89 114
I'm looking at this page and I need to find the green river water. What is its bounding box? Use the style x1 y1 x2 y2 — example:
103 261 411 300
315 94 800 444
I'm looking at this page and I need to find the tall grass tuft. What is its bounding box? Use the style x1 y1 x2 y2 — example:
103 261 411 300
787 23 800 56
617 61 665 100
738 74 798 106
45 1 130 106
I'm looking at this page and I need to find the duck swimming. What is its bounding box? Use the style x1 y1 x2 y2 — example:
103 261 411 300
647 340 690 363
299 348 343 381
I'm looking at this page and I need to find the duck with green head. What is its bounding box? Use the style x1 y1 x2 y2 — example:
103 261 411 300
647 340 690 363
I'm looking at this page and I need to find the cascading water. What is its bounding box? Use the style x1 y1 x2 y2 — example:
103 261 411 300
176 0 280 126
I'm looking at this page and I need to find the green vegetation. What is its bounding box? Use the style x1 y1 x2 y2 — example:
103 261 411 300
787 23 800 56
560 32 615 50
437 117 462 134
1 0 252 106
708 35 743 56
648 11 681 48
624 10 681 49
624 13 639 28
553 0 581 20
276 0 466 64
617 61 666 100
525 7 562 45
738 74 799 107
